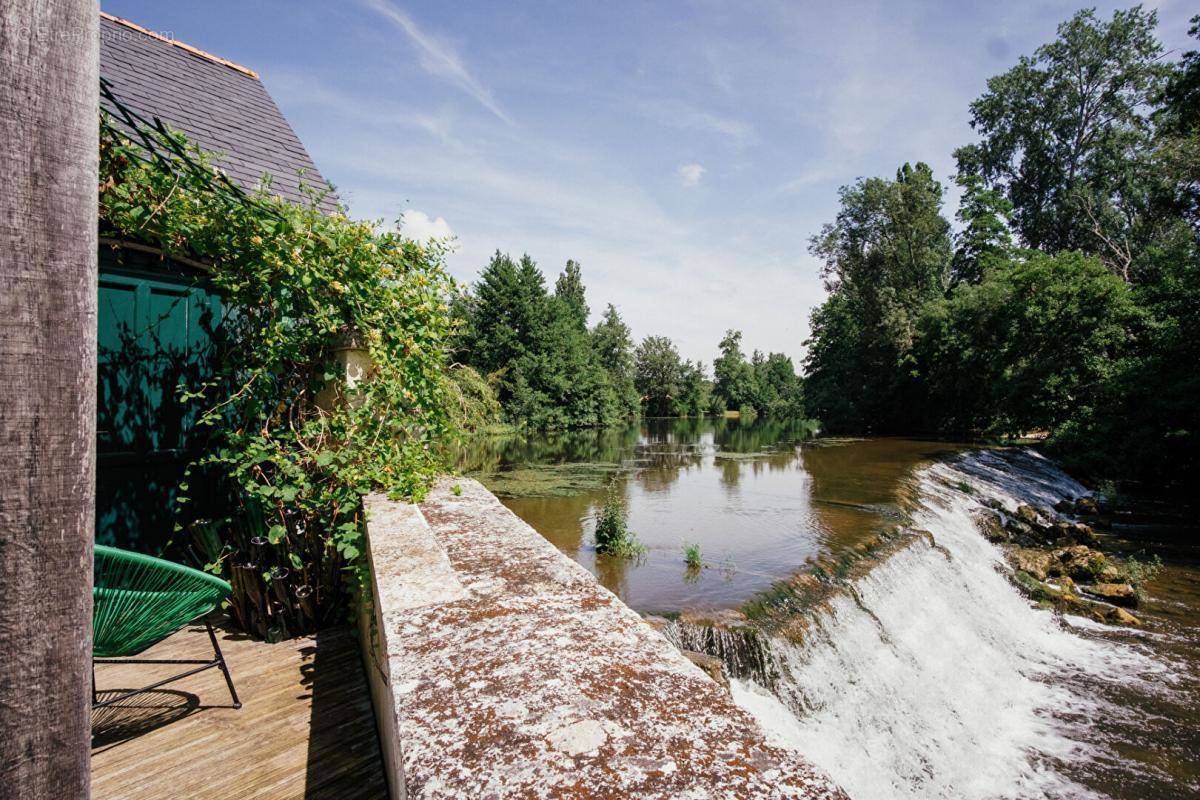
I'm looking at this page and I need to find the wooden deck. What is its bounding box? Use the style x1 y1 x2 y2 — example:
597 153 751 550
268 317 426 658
91 619 388 800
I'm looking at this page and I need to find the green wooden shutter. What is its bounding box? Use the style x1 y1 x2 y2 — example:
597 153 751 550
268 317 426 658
96 247 221 551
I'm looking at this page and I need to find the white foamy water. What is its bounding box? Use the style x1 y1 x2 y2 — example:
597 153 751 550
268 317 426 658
730 450 1171 800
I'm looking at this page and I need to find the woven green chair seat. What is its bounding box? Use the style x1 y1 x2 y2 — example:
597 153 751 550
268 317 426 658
93 545 231 658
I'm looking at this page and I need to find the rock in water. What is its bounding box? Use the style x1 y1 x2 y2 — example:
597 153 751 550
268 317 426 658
1083 582 1138 608
1106 607 1142 626
972 510 1008 543
1009 548 1054 581
1015 504 1040 525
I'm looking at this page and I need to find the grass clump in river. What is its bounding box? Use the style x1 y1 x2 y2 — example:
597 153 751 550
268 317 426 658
594 496 644 558
683 542 703 567
476 462 622 498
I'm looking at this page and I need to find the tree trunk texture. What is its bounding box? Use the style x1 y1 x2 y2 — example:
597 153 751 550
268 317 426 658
0 2 99 798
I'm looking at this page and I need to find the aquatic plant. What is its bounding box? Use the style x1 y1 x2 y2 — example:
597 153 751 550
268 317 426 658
683 542 703 568
594 496 644 557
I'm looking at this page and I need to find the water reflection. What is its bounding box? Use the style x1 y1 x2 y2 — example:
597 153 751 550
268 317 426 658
462 418 960 612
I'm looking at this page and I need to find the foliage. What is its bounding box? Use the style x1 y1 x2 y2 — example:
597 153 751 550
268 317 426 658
99 109 456 637
919 251 1136 435
804 163 952 432
443 364 503 435
952 174 1014 285
674 359 713 417
954 6 1171 270
713 330 755 410
591 304 642 420
635 335 684 416
593 495 644 557
683 542 703 568
1125 553 1164 590
710 330 804 419
454 253 637 430
803 8 1200 497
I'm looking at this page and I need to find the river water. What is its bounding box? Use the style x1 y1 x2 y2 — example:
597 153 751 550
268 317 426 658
464 418 1199 799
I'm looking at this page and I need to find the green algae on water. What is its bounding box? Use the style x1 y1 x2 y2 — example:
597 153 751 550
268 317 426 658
472 462 624 498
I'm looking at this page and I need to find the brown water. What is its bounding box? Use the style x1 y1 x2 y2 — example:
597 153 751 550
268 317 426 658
464 418 962 612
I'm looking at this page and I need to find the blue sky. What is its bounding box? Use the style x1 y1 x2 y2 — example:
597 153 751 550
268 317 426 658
102 1 1196 365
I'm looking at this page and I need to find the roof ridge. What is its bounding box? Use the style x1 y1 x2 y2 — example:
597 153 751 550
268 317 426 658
100 12 259 79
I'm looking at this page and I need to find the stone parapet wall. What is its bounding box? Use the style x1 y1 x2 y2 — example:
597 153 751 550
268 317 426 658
360 477 846 799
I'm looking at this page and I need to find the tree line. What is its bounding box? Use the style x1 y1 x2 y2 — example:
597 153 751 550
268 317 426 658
450 252 805 427
804 8 1199 494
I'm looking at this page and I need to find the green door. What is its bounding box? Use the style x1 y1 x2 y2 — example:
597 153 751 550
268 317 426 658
96 246 221 551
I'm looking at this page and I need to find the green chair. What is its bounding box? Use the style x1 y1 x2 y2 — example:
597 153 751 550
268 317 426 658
92 544 241 709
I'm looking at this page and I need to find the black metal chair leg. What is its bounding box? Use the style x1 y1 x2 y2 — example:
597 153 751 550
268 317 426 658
205 619 241 709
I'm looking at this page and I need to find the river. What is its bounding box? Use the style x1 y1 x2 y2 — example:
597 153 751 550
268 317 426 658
462 417 1199 799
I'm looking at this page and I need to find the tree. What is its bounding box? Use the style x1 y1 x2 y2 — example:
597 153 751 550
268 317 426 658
635 336 683 416
804 163 952 431
753 353 805 418
464 251 548 393
952 174 1014 285
1157 16 1200 228
919 250 1135 435
554 259 589 329
673 360 713 417
954 7 1170 272
459 254 623 429
713 329 755 411
591 304 640 420
1 1 97 794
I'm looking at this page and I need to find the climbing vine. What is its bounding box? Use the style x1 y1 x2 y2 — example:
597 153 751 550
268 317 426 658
99 89 457 638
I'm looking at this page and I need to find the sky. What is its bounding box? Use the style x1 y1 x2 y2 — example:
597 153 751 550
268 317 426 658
102 0 1196 366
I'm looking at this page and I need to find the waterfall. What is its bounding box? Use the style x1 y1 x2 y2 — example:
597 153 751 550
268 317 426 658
725 450 1171 800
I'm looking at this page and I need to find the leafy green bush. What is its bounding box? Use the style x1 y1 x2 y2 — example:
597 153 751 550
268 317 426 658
99 105 456 637
594 495 643 557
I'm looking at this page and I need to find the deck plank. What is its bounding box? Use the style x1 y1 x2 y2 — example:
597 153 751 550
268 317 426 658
91 620 387 800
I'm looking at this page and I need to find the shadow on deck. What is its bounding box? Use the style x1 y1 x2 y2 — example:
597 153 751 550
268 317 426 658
91 618 387 799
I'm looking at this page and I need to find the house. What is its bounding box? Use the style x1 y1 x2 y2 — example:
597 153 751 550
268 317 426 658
97 12 335 549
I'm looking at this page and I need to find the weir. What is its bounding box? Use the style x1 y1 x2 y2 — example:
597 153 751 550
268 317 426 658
690 451 1174 799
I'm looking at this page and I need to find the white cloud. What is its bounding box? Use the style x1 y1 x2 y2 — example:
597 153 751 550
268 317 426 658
361 0 513 125
677 163 706 188
641 99 755 146
400 209 455 242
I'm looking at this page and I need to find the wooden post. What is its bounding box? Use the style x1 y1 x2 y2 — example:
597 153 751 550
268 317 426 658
0 2 99 797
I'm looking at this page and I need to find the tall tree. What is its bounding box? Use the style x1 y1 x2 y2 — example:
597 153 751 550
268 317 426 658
464 251 547 393
635 336 683 417
753 353 806 418
805 163 952 431
591 304 640 419
1157 15 1200 228
712 329 754 411
951 174 1014 285
0 1 98 795
954 7 1170 271
554 259 589 330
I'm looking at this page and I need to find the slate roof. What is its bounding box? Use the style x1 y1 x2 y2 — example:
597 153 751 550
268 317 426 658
100 13 338 213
